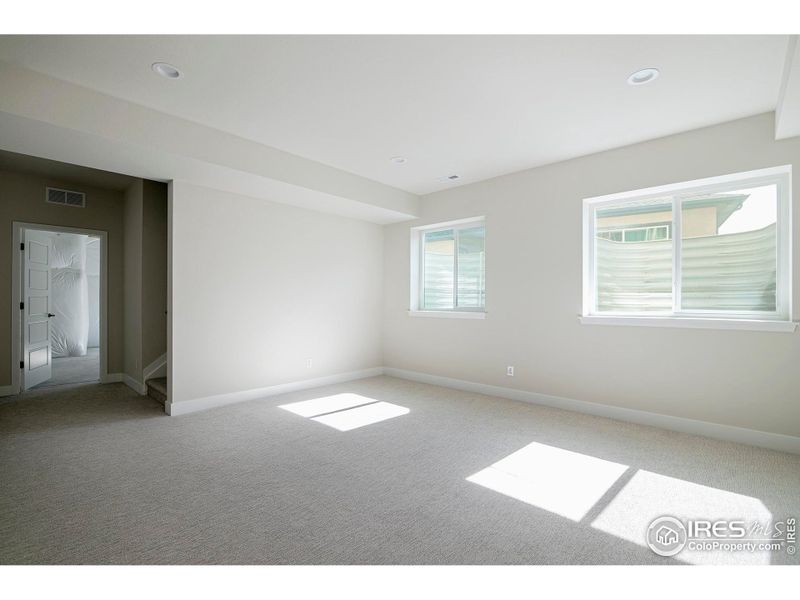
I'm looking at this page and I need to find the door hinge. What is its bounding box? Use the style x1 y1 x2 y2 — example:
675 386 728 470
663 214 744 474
20 361 24 369
19 301 24 310
20 242 24 251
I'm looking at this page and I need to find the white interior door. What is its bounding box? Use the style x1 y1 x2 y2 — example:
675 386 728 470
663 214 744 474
23 229 53 390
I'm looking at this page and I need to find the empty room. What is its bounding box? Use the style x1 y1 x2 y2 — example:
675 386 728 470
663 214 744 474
1 4 799 597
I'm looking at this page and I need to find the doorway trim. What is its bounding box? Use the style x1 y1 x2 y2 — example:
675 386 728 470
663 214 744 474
11 221 109 393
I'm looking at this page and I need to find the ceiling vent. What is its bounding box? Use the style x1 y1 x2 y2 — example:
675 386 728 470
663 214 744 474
46 187 86 208
437 174 462 183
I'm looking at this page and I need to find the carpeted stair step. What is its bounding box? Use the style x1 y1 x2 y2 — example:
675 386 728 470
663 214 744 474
146 377 167 405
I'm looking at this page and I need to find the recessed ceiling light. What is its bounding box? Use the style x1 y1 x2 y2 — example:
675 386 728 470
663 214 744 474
627 68 660 86
152 62 182 79
390 156 407 165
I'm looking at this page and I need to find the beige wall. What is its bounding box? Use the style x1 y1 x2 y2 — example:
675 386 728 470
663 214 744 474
383 113 800 437
0 170 125 384
170 182 383 406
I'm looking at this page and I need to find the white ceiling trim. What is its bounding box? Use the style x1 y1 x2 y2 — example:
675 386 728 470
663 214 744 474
776 35 800 140
0 35 787 195
0 61 420 224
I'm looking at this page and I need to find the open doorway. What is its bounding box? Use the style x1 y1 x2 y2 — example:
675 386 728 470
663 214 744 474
12 223 107 392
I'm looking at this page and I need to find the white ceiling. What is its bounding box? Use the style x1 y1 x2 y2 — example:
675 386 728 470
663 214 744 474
0 35 791 195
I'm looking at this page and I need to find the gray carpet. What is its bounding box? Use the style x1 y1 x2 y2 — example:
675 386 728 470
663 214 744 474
34 347 99 388
0 376 798 565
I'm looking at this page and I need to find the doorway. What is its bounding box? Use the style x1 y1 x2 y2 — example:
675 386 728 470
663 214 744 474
12 223 107 392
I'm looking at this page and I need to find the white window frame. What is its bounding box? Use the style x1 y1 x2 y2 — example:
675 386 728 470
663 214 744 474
409 216 486 319
597 224 671 243
581 165 796 332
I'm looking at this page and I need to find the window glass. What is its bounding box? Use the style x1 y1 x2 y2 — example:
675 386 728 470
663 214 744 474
681 185 777 312
456 226 485 309
595 198 673 313
423 229 455 309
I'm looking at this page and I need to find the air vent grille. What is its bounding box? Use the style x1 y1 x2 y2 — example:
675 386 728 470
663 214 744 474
46 187 86 208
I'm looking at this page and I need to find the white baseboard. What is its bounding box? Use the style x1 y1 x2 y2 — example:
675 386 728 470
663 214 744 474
150 363 800 454
165 367 384 416
2 375 128 396
123 374 146 395
143 353 167 381
100 372 123 384
383 367 800 455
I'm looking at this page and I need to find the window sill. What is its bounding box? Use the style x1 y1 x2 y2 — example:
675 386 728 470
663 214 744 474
408 310 486 320
579 315 798 333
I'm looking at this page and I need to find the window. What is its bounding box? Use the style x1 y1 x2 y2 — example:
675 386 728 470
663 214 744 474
410 218 485 317
582 166 794 331
597 224 670 243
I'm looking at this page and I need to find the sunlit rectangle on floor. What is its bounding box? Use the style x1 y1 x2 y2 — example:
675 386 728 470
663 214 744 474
311 401 409 431
279 393 377 418
466 442 628 521
591 470 772 565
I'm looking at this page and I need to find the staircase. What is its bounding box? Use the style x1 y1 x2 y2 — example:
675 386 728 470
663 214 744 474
146 377 167 406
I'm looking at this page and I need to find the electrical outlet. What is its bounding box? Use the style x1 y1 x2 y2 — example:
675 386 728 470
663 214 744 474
506 366 514 376
306 358 313 368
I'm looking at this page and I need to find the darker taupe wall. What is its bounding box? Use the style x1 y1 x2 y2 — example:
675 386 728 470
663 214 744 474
122 179 168 383
141 180 168 369
1 169 167 390
0 170 125 385
123 181 143 379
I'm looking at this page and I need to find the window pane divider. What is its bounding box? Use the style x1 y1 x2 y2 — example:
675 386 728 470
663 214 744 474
672 196 682 313
453 228 459 309
419 231 426 311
